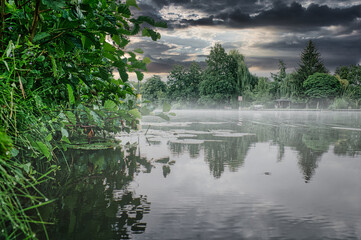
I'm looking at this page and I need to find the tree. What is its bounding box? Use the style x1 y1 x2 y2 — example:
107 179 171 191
229 50 257 96
254 77 272 103
296 40 328 95
167 63 202 103
142 75 167 103
279 72 299 98
270 60 287 99
334 66 361 107
186 62 203 102
335 65 361 86
199 44 238 105
303 73 341 107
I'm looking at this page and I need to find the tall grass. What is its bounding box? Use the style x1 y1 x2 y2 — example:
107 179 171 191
0 81 58 239
0 130 56 239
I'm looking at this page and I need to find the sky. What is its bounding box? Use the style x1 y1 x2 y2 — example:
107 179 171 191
126 0 361 80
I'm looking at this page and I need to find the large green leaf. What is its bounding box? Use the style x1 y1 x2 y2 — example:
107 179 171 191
104 100 117 111
36 141 51 159
142 28 161 41
112 35 121 46
135 71 144 81
143 57 151 64
67 84 75 105
61 127 69 138
128 108 141 118
65 111 77 125
61 136 71 144
103 52 117 61
89 111 103 127
118 4 131 16
104 42 116 53
33 32 50 42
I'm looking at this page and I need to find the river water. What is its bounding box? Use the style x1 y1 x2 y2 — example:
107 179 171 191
43 110 361 240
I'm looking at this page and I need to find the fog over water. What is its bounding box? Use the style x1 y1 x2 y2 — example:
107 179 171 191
46 110 361 240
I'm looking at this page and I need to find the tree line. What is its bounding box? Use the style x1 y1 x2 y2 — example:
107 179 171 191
141 41 361 109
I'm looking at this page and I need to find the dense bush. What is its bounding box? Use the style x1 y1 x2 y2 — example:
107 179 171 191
0 0 165 238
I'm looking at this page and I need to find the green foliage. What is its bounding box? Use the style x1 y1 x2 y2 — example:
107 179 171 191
142 75 167 103
0 130 56 239
295 41 328 96
303 73 341 100
279 73 298 99
335 65 361 106
254 77 272 103
229 50 257 96
329 98 350 109
167 63 202 103
0 0 167 152
335 65 361 86
199 44 238 104
0 130 12 159
270 60 287 99
0 0 166 238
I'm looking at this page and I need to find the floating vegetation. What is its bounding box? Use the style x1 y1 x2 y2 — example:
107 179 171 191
197 122 228 125
172 129 213 135
142 122 193 127
170 133 198 138
66 142 120 150
169 139 205 144
212 132 256 137
155 157 170 164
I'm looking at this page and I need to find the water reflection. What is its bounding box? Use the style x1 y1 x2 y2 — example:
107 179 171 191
40 110 361 239
39 146 155 240
157 112 361 181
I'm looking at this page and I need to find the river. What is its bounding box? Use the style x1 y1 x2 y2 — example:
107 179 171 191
41 110 361 240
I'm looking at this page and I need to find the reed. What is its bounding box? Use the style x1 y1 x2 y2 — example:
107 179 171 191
0 131 56 239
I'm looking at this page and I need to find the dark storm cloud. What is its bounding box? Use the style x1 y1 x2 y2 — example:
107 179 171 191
138 0 361 29
238 3 360 29
128 40 177 58
132 0 361 75
145 58 207 73
246 56 298 70
128 39 207 73
255 33 361 70
179 2 361 30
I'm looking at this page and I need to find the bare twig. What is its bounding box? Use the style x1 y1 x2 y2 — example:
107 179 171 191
29 0 40 42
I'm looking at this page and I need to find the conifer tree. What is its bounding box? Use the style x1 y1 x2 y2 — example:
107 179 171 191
295 40 328 95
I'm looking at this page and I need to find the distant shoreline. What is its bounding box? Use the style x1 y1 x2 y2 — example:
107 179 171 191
238 108 361 112
169 108 361 112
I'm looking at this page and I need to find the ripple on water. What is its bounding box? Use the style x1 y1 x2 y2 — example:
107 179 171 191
136 191 361 240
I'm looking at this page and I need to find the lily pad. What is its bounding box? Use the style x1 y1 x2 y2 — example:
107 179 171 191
197 122 228 125
172 129 213 135
212 132 255 137
66 142 120 150
169 139 204 144
155 157 170 164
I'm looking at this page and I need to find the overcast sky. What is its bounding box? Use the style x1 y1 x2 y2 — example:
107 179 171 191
127 0 361 80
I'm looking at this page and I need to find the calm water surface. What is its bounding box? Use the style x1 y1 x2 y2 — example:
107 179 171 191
44 110 361 240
